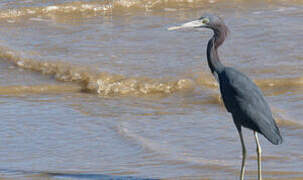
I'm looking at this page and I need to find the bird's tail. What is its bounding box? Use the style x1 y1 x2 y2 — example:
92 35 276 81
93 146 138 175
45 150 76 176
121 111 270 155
261 120 283 145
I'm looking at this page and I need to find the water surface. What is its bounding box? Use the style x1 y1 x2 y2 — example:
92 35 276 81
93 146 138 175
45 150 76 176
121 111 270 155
0 0 302 179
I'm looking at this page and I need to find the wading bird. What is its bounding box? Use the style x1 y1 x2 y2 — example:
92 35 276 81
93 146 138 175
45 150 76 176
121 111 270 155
168 14 282 180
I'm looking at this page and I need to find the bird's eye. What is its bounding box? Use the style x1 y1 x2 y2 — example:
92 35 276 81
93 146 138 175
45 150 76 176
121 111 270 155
202 18 209 24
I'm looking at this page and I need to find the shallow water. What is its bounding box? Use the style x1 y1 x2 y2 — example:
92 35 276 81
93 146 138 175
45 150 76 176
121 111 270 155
0 0 302 179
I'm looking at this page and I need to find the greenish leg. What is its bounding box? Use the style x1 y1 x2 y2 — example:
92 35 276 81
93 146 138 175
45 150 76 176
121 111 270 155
254 131 262 180
237 127 246 180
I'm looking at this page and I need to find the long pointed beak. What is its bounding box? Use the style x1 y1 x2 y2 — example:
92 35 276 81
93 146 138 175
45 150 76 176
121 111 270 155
168 20 205 31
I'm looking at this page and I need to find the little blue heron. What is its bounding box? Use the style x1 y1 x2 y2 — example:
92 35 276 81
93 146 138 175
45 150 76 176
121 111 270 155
169 14 282 180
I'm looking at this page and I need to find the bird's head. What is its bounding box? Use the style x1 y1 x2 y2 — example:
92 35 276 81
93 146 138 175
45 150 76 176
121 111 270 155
168 14 229 37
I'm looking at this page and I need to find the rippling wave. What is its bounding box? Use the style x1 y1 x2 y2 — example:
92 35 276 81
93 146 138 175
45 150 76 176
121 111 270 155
0 0 197 19
0 46 195 96
1 0 302 20
1 45 302 96
0 84 82 95
0 169 157 180
117 122 236 167
190 71 303 89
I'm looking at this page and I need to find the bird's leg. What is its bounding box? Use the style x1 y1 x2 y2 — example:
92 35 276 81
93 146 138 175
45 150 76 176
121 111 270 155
237 126 246 180
254 131 262 180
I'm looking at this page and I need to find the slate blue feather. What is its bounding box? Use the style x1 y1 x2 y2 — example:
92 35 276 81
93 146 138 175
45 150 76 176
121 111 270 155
169 14 283 180
219 67 282 145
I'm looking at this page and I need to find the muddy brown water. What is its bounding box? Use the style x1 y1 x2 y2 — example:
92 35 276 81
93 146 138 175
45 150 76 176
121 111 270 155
0 0 302 179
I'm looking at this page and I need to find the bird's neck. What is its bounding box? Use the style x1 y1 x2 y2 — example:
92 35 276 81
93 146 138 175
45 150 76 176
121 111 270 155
206 31 225 75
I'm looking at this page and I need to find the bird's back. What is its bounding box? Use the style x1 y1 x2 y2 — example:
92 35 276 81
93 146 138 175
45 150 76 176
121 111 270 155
218 67 282 145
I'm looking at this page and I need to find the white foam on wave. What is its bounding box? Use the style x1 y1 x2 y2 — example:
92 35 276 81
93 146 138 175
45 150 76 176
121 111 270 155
44 6 59 12
29 17 51 22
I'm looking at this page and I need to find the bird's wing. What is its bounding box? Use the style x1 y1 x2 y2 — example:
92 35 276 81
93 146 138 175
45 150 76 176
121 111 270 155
219 67 282 144
219 67 270 114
